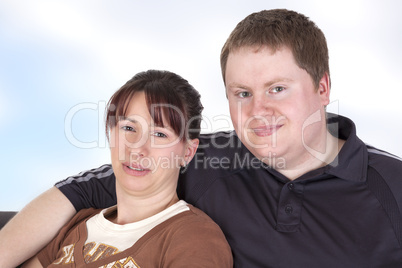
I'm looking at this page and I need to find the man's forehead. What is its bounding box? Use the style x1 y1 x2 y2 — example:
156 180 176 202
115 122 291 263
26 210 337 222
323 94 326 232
228 45 289 57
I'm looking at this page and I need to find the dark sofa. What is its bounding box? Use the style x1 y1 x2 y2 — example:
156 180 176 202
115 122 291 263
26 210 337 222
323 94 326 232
0 211 17 229
0 212 21 267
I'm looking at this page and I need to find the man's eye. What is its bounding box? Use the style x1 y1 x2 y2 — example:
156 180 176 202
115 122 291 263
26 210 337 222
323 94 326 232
238 91 252 98
271 86 285 93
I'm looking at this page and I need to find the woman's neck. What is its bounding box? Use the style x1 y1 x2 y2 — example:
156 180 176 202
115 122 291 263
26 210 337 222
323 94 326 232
111 191 179 225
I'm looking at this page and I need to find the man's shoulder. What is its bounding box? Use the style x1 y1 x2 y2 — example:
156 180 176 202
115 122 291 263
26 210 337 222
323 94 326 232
195 130 251 171
55 164 117 210
55 164 115 188
365 145 402 246
197 130 243 156
366 145 402 174
366 145 402 198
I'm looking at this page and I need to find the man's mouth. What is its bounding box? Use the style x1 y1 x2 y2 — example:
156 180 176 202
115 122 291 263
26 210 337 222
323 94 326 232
252 125 283 137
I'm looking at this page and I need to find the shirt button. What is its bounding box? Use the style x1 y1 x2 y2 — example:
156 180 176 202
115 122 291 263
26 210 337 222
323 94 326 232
285 205 293 214
287 183 295 190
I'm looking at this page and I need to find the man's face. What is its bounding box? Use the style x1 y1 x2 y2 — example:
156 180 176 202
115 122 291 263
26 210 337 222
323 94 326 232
225 46 330 169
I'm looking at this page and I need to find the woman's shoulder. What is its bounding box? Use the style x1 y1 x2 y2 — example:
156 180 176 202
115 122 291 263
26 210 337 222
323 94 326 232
160 203 233 267
172 204 227 239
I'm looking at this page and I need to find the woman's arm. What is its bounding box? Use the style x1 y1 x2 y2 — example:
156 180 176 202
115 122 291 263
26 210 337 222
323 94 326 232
0 187 75 268
21 256 43 268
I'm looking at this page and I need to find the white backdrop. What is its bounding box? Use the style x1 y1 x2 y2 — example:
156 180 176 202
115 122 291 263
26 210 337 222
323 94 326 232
1 0 401 210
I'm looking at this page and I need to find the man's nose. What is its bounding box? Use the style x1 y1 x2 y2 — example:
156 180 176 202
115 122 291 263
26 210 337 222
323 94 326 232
250 92 274 116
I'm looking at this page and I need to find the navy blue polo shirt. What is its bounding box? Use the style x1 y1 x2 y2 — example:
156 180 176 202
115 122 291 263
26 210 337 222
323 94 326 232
57 114 402 267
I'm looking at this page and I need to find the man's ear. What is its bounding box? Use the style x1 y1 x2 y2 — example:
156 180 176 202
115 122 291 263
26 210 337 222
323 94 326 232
318 72 330 106
183 138 199 166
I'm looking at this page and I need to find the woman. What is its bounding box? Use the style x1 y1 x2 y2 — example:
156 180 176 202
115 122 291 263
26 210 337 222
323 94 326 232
23 70 232 267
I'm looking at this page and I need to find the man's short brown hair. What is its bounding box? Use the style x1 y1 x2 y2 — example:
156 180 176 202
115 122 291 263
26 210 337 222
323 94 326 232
220 9 330 89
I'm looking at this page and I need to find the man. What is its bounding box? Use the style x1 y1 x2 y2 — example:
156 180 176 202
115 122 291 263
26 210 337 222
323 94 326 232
2 9 402 267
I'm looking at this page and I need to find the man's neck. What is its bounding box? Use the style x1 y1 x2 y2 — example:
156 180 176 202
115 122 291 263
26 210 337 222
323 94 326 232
275 132 345 181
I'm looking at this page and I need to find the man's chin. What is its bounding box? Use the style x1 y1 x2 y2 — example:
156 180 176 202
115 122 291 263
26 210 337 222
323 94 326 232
245 146 287 169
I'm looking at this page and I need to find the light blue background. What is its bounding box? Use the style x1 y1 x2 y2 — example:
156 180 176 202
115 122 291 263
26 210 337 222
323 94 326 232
1 0 402 210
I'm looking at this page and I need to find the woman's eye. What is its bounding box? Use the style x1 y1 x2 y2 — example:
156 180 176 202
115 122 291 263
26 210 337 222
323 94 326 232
122 126 135 132
238 91 252 98
153 132 167 138
271 86 285 93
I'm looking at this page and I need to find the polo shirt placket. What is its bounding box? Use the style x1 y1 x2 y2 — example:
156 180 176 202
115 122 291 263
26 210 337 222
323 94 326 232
276 182 304 232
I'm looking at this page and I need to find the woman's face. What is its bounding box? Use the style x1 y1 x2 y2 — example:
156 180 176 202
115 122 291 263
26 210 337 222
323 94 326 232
109 91 197 199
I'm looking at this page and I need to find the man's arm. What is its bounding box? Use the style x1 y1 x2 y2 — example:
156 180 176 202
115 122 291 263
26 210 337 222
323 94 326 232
0 187 75 268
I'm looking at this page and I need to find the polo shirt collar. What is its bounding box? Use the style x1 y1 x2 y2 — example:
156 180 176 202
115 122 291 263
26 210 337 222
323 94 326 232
324 113 368 182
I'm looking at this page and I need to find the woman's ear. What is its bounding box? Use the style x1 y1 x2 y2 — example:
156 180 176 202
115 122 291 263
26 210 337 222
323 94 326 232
183 138 199 166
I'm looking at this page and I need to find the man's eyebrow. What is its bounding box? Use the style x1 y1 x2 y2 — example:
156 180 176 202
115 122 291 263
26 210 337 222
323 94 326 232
227 82 250 90
227 78 294 90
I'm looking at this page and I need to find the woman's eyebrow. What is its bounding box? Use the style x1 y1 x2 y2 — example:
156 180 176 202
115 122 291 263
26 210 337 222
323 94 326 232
120 116 139 124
